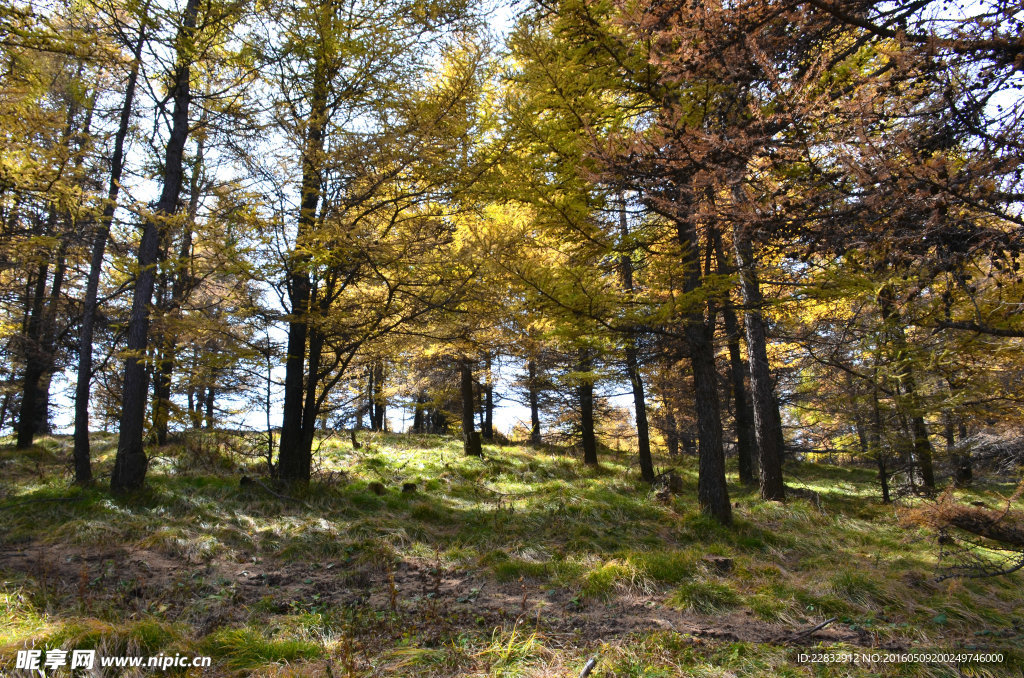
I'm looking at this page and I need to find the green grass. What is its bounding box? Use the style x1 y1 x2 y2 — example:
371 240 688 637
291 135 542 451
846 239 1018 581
1 431 1022 676
200 627 322 670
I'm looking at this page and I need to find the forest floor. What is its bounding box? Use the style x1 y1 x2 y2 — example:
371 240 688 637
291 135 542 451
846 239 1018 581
1 432 1022 677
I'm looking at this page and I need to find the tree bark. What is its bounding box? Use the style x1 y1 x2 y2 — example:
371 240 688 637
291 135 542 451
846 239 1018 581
152 124 204 445
731 217 785 502
370 360 385 431
204 386 215 429
460 359 481 456
677 215 731 524
482 353 493 440
954 421 971 485
662 393 680 457
877 284 935 489
528 359 541 445
578 349 598 465
712 230 756 484
277 54 328 484
16 255 52 449
618 197 654 482
73 30 142 482
19 76 93 448
112 0 199 493
722 305 756 485
412 391 426 433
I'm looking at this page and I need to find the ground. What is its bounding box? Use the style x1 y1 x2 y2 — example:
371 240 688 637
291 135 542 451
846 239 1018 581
1 431 1021 677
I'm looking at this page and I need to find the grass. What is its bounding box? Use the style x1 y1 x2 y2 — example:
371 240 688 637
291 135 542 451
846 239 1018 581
0 430 1022 676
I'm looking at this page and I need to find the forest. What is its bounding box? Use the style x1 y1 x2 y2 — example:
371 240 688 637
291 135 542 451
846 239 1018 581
1 0 1023 675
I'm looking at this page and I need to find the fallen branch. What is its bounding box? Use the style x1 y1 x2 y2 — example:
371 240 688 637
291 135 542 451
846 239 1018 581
779 617 837 643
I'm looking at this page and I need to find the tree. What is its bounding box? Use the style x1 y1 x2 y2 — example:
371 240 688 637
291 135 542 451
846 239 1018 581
111 0 202 492
261 10 490 481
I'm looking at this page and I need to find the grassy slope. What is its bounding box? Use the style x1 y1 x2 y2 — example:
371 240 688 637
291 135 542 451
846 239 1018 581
0 431 1021 677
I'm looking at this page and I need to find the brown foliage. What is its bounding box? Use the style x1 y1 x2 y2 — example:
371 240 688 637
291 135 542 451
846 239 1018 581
906 483 1024 548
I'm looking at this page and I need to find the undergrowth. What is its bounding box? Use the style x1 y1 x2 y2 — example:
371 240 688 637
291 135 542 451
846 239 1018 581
0 431 1021 676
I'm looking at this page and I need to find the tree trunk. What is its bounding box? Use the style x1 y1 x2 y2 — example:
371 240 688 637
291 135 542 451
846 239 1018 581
482 353 493 440
277 55 328 484
16 257 51 449
954 421 971 485
298 325 325 464
460 359 481 456
731 218 785 502
577 349 598 464
625 345 654 482
204 386 215 430
618 197 654 482
34 237 71 437
20 76 92 448
877 284 935 489
112 0 199 493
370 360 385 431
152 124 205 446
412 391 426 433
712 229 756 484
74 28 143 483
677 216 731 524
528 359 541 445
911 413 936 489
662 394 680 457
722 303 756 485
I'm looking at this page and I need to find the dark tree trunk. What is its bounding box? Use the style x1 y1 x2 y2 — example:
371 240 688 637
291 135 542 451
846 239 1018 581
277 57 328 484
370 360 385 431
204 387 215 430
721 303 756 485
625 345 654 482
298 326 325 462
20 78 92 448
731 220 785 502
153 342 172 445
74 29 142 482
577 349 598 465
713 228 756 483
677 216 731 524
412 391 426 433
112 0 198 493
34 237 70 437
460 360 481 456
910 413 936 489
871 381 890 503
528 360 541 445
954 421 971 485
482 353 493 440
16 257 51 449
152 127 204 446
662 394 680 457
618 198 654 482
877 284 935 489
